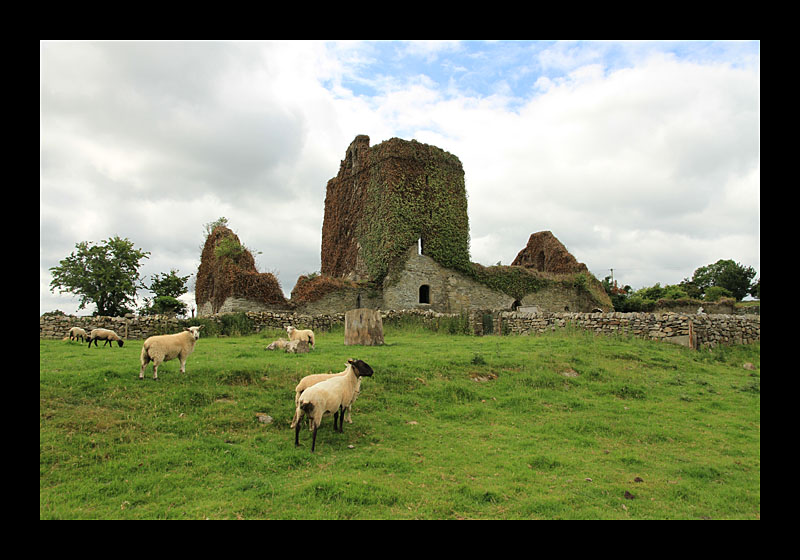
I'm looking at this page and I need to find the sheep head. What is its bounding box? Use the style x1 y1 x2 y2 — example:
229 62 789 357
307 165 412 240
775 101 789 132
348 358 373 377
185 326 203 340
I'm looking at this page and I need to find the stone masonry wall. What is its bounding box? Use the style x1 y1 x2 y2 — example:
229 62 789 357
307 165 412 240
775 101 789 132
41 309 759 350
495 311 760 349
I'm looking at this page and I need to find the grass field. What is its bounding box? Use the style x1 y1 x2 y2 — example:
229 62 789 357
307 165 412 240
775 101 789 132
40 323 760 519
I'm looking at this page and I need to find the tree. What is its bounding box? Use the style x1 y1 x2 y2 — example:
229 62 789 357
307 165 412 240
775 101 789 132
689 259 757 301
142 269 190 316
49 236 150 316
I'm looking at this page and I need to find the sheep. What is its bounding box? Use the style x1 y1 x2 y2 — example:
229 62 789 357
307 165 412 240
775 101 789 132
290 364 360 429
266 339 310 353
286 325 315 349
139 326 203 381
68 327 87 343
87 328 124 348
266 338 291 351
294 358 373 452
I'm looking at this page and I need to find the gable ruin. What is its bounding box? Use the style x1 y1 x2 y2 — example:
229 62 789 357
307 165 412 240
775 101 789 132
197 135 612 316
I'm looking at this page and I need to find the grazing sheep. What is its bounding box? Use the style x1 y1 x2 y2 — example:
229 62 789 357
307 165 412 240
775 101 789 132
266 338 291 351
139 326 203 381
290 364 360 429
87 328 124 348
294 358 373 452
286 326 315 349
69 327 87 342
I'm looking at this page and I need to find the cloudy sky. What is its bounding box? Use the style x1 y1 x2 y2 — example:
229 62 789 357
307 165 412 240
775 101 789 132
40 40 760 316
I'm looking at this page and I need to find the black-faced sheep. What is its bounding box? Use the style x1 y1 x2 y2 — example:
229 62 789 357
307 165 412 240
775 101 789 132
294 358 373 452
139 326 202 380
87 328 124 348
290 363 361 429
69 327 87 342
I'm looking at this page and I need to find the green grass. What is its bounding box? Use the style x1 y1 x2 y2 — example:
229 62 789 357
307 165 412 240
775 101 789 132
40 324 760 519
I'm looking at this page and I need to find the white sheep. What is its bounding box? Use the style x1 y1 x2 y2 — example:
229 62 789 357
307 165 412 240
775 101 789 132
266 338 291 351
139 326 203 380
69 327 87 342
290 365 360 429
294 358 373 452
88 328 125 348
286 325 315 349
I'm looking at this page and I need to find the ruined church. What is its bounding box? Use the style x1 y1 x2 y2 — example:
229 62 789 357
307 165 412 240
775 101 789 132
196 135 611 316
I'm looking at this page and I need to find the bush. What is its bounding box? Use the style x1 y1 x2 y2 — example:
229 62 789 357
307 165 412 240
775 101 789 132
704 286 733 302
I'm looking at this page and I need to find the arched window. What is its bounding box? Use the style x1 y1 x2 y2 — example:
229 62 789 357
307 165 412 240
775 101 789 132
419 284 430 304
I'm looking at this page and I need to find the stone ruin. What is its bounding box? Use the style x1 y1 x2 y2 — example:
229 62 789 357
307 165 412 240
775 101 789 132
195 225 287 315
511 230 589 274
196 135 612 316
321 135 470 283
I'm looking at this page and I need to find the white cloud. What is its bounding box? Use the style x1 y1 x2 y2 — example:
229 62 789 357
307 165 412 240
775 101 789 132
40 41 759 315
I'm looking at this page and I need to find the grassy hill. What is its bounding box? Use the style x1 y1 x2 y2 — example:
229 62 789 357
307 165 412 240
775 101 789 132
40 322 760 519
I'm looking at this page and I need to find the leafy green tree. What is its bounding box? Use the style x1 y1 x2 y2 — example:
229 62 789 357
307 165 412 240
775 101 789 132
689 259 757 301
750 278 760 299
142 269 190 316
49 236 150 316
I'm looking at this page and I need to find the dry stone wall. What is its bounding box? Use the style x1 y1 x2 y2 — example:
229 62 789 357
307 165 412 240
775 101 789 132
495 311 760 349
40 314 184 341
40 309 759 350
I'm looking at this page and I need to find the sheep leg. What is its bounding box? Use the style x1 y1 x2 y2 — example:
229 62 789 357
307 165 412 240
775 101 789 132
295 417 302 447
337 406 345 432
334 409 341 433
311 425 318 452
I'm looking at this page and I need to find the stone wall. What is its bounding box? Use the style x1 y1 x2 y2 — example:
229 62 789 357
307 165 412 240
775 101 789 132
40 314 185 341
41 309 760 350
495 311 760 349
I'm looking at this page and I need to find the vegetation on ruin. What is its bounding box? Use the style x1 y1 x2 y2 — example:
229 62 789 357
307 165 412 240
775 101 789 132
290 273 360 304
41 323 759 519
356 140 471 284
195 224 286 313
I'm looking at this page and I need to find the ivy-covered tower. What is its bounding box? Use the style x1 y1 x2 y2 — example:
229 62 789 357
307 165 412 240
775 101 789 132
321 135 470 283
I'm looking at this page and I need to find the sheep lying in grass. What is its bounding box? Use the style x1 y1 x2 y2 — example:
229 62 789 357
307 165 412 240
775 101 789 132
139 326 203 380
294 358 373 452
286 326 315 349
69 327 87 342
88 328 124 348
266 338 310 353
291 364 361 428
266 338 291 351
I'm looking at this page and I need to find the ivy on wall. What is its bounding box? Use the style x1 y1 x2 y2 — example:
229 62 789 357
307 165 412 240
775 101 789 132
195 226 287 313
354 138 471 284
319 136 612 311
